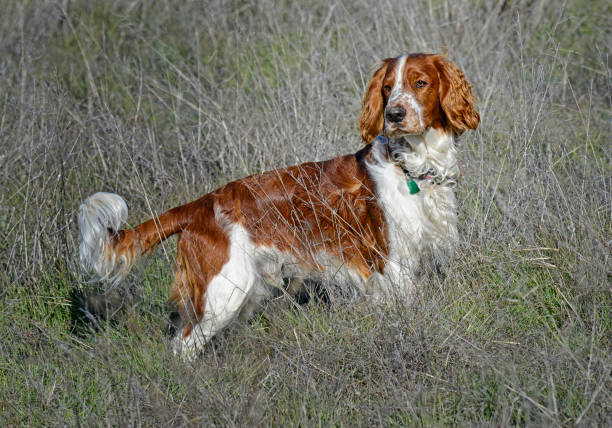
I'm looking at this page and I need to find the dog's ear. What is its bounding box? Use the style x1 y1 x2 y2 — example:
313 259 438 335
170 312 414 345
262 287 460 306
434 56 480 135
359 59 392 144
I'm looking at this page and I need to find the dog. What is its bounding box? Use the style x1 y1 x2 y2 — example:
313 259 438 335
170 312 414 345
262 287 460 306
78 53 479 358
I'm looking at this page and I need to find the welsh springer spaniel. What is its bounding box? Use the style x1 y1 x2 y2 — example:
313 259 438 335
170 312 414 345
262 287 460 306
79 53 479 358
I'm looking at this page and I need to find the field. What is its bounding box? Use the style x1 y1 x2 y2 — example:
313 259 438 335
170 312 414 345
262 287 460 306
0 0 610 425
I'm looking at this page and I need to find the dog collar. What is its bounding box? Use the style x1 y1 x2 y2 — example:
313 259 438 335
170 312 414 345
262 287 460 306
374 135 440 194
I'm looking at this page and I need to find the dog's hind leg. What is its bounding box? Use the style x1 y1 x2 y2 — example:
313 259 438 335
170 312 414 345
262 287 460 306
171 224 257 360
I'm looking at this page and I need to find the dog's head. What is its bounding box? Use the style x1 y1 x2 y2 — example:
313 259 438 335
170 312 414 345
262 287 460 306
359 53 480 144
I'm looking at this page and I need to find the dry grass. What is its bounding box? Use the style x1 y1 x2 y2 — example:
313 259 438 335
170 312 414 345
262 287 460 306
0 0 610 425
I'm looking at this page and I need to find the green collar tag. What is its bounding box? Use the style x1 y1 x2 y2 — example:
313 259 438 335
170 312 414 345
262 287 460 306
407 179 420 194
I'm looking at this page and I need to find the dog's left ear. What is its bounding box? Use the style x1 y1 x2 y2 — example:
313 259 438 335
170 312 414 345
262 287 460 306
434 56 480 135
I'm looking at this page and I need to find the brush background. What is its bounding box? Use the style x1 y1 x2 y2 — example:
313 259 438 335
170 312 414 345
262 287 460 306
0 0 610 425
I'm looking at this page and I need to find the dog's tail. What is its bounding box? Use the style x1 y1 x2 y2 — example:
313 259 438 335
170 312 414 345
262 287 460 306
78 192 191 284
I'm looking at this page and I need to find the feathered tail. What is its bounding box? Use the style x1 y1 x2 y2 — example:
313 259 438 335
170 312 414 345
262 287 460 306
78 192 135 284
78 192 192 285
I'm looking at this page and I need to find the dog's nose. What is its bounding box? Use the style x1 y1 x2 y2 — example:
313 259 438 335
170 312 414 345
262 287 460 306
385 106 406 123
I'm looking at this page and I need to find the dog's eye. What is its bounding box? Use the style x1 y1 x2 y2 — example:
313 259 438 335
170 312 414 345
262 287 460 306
383 85 392 93
415 80 427 88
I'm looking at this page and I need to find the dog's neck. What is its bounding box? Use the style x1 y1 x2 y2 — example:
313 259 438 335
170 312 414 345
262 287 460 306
382 128 460 186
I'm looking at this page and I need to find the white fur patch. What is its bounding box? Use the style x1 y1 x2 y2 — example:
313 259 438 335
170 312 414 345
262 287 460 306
390 54 407 96
366 129 459 297
78 192 128 284
390 128 460 184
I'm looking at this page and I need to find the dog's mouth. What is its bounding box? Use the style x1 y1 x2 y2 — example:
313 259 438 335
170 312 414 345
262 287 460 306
389 135 410 146
385 120 426 138
387 135 418 153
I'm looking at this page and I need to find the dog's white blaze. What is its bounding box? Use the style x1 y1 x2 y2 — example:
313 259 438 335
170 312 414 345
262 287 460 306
388 54 424 128
391 54 407 96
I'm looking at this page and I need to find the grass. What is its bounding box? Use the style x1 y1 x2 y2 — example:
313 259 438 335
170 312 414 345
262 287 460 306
0 0 610 425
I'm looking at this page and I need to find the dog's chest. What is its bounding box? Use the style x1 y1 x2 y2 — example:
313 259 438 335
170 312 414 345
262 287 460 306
367 156 458 276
